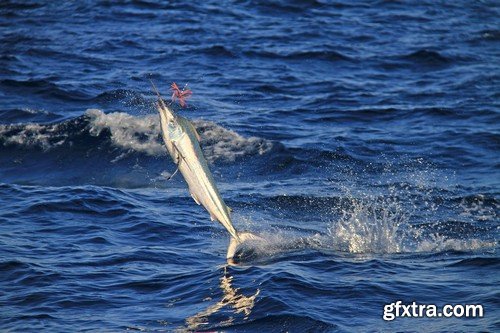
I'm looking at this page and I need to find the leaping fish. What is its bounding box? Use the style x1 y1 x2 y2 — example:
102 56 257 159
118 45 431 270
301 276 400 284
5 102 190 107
151 80 260 260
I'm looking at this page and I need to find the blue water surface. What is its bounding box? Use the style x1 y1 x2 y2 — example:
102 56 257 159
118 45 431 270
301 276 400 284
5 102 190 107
0 1 499 332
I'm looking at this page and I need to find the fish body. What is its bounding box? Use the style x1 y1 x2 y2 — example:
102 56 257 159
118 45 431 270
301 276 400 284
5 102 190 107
153 85 263 261
156 97 239 242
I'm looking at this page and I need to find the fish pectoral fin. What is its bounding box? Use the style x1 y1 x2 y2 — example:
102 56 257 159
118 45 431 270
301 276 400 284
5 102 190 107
165 151 181 181
210 215 216 222
165 164 180 181
189 189 201 205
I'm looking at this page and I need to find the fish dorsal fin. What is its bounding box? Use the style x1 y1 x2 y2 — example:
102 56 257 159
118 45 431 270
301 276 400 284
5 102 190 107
188 121 201 142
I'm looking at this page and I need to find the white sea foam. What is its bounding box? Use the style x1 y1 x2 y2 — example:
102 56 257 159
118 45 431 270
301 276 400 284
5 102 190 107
0 109 274 163
0 122 66 149
86 108 165 156
86 109 274 162
194 119 273 163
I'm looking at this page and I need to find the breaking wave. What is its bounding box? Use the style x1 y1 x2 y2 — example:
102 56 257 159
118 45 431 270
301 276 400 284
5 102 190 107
0 109 275 163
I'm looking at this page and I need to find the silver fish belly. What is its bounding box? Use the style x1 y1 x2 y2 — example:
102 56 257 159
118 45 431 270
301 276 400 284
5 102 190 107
164 115 239 241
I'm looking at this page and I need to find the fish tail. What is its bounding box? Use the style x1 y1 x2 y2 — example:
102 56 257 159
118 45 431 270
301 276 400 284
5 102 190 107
226 232 262 259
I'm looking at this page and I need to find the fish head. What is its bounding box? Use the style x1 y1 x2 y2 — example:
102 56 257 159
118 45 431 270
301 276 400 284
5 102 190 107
156 99 184 141
150 79 185 141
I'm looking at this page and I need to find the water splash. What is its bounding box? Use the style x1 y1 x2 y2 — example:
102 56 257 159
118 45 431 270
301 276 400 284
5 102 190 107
231 163 496 260
327 195 408 254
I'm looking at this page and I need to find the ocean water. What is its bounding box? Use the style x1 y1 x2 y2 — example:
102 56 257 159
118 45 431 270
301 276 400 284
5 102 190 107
0 0 499 332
